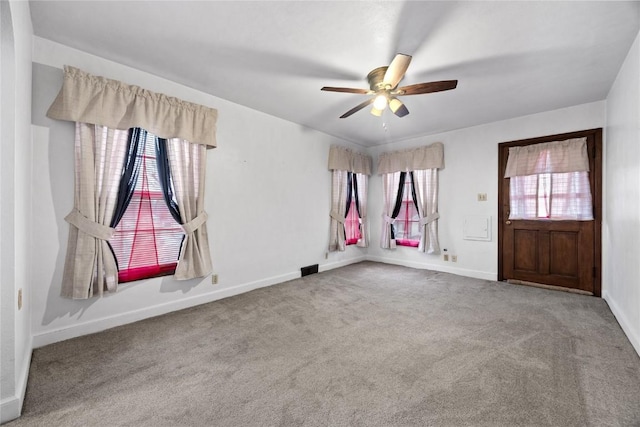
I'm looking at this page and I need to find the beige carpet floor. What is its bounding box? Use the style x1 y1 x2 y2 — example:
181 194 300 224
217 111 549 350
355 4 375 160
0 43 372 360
8 262 640 426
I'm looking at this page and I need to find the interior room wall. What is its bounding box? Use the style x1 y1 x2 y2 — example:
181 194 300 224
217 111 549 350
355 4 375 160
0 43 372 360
24 25 640 362
30 37 366 348
0 0 33 423
603 29 640 355
366 101 606 281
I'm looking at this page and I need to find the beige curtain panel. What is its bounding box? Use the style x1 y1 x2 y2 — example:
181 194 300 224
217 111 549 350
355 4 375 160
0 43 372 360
328 145 372 175
166 138 213 279
504 137 588 177
413 169 440 254
62 123 130 299
354 173 369 248
328 170 349 252
47 66 218 148
377 142 445 174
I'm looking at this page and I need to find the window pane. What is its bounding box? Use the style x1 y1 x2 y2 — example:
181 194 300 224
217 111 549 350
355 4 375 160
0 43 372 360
345 199 361 245
395 174 420 247
550 171 593 220
110 129 185 283
509 171 593 220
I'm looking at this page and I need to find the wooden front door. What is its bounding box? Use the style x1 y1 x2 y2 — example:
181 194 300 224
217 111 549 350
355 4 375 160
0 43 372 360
498 129 602 296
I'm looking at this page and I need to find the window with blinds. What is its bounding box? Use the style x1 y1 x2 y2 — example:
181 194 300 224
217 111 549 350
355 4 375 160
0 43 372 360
109 131 185 283
395 173 420 247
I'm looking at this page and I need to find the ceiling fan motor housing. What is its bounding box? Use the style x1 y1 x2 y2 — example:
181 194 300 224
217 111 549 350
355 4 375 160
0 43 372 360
367 66 391 91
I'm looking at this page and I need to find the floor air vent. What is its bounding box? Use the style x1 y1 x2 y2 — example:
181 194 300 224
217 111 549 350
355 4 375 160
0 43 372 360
301 264 319 277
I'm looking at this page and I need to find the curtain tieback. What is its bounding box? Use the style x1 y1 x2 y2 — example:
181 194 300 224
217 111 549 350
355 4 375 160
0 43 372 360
65 209 115 240
182 212 208 234
330 210 345 224
383 214 396 224
419 212 440 226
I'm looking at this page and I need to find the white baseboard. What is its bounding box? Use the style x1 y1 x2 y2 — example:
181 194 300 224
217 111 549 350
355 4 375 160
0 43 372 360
365 255 498 281
33 270 301 348
32 257 367 349
0 397 20 425
0 338 32 424
319 255 367 273
602 290 640 358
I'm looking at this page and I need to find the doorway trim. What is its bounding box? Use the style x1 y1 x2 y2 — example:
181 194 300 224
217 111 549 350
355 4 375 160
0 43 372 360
497 128 603 296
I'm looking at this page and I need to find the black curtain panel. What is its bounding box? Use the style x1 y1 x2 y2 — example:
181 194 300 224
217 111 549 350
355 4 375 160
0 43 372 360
353 173 362 218
155 138 182 225
345 172 353 217
110 127 144 228
409 172 419 211
390 171 407 239
342 172 354 240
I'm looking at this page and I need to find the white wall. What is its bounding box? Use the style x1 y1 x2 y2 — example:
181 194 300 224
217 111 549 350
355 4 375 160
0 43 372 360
30 37 366 348
366 102 606 281
0 1 33 423
603 29 640 355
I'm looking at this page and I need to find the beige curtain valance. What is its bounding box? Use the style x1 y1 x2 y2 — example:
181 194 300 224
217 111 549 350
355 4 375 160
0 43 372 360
46 66 218 148
377 142 444 174
504 137 588 178
328 145 372 175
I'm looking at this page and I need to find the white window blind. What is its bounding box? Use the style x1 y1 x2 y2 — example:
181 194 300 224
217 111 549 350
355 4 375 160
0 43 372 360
110 131 185 282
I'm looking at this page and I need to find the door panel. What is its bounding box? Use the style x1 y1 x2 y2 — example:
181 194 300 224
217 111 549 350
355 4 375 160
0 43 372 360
549 231 578 277
498 129 602 296
512 229 537 272
503 220 592 292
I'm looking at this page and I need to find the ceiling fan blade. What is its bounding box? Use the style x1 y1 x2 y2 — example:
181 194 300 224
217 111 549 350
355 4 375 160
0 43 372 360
383 53 412 89
394 80 458 96
340 98 375 119
389 98 409 118
321 86 370 94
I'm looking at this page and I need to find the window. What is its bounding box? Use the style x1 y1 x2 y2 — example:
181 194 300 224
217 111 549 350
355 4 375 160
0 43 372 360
109 130 185 283
506 138 593 221
509 171 593 220
344 173 362 245
394 172 420 247
51 66 215 299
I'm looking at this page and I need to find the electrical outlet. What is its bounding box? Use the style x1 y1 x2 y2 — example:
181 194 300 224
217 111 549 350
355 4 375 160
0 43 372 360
17 289 22 310
452 255 458 262
211 274 218 285
444 254 449 261
477 193 488 202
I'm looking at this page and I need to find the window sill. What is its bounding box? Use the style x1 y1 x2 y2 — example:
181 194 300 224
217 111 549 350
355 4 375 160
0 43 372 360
119 263 177 283
396 239 419 248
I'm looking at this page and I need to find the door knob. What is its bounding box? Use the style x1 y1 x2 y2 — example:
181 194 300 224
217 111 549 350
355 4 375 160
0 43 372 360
505 220 512 225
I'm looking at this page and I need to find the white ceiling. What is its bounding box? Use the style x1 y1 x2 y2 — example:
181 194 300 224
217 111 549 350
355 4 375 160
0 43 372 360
29 1 640 147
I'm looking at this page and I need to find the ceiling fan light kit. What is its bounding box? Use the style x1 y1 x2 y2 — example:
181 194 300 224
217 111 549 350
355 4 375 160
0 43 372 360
389 98 409 117
373 94 388 111
321 53 458 119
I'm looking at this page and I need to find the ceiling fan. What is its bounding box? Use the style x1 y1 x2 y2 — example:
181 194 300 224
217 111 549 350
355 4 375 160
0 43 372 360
321 53 458 119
